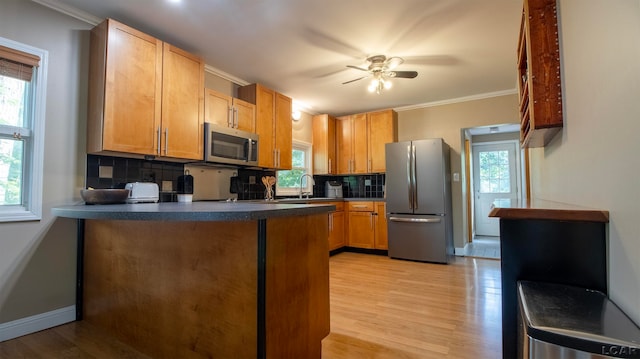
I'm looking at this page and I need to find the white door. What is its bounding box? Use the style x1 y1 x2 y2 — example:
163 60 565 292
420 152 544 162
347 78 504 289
472 142 519 236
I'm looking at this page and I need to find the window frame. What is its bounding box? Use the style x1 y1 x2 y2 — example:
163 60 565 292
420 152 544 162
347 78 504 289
276 140 313 197
0 36 47 222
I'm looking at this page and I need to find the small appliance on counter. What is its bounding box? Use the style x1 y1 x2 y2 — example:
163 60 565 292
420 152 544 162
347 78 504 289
325 181 343 198
125 182 159 203
177 170 194 202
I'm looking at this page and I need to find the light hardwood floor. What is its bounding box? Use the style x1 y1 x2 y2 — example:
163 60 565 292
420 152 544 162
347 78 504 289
0 253 502 359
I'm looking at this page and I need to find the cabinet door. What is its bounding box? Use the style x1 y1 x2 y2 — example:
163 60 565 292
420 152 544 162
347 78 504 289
374 202 388 250
348 211 375 249
274 92 292 169
351 113 368 174
161 43 204 160
102 19 162 155
368 110 397 173
254 85 276 168
205 89 233 128
328 211 345 251
312 114 336 175
233 98 256 133
336 117 352 174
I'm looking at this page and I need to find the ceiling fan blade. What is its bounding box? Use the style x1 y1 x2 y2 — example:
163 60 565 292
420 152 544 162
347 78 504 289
392 70 418 79
346 65 369 72
342 76 367 85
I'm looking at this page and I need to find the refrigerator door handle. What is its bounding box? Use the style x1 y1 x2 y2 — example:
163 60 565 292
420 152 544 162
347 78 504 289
406 144 413 210
389 217 442 224
411 144 418 210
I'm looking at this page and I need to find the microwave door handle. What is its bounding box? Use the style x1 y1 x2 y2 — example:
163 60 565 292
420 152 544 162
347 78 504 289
246 138 252 163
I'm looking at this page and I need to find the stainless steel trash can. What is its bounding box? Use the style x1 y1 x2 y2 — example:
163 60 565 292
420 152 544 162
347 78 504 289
517 281 640 359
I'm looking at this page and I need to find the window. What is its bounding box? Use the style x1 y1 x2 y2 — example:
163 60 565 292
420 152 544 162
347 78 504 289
276 140 312 196
0 37 47 222
478 150 511 193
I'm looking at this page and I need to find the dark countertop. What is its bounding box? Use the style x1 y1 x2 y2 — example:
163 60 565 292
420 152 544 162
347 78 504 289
270 197 385 203
52 201 335 222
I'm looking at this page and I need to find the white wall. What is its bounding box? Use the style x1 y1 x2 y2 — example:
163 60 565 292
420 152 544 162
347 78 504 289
0 0 89 323
530 0 640 323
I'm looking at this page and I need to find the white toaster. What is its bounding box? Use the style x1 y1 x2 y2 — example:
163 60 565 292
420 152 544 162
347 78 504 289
125 182 159 203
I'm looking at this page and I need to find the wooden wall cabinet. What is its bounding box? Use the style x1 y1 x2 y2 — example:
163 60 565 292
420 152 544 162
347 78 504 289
336 110 397 174
87 18 204 160
518 0 563 148
312 114 337 175
205 88 255 132
238 83 292 169
367 110 398 173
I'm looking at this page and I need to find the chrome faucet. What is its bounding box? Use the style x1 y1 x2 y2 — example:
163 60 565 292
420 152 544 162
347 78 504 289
299 174 315 199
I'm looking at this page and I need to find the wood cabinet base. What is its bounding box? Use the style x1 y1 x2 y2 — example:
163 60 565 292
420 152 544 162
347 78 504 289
81 215 329 359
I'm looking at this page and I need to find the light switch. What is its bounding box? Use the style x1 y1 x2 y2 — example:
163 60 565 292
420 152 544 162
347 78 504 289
453 173 460 182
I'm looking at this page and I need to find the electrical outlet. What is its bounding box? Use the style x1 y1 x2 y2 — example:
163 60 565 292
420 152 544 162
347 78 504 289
98 166 113 179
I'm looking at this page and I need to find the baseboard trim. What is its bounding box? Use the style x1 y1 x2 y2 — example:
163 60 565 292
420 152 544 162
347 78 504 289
0 305 75 342
455 246 468 256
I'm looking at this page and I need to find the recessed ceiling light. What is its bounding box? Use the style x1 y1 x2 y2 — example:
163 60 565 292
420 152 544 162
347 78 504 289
167 0 181 4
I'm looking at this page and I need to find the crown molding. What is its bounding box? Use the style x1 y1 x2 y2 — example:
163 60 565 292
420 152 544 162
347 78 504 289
394 89 517 112
203 65 249 87
32 0 103 25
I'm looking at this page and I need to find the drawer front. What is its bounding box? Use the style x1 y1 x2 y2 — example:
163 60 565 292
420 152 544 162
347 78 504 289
347 201 374 212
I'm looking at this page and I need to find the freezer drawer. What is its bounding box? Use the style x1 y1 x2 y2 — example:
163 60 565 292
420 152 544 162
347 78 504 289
387 214 448 263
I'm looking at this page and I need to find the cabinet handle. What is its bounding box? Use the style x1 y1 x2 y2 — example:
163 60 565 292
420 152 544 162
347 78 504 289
235 108 239 128
164 128 168 156
228 106 233 127
274 149 278 168
328 158 332 174
232 107 238 128
156 127 161 155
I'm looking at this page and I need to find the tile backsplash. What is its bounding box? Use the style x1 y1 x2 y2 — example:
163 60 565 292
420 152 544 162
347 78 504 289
313 174 385 199
86 155 185 201
86 155 385 201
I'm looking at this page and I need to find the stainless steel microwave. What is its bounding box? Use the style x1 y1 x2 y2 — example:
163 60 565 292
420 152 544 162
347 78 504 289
204 123 258 166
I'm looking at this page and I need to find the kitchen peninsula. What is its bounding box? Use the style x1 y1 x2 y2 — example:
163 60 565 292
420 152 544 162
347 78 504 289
52 201 334 359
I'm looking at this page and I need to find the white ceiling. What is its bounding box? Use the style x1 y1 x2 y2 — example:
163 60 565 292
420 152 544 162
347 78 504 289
39 0 522 117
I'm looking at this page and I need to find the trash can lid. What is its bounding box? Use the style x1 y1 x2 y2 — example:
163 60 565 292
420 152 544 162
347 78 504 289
518 281 640 358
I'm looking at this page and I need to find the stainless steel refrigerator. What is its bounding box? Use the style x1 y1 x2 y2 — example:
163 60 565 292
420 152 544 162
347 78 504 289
385 139 454 263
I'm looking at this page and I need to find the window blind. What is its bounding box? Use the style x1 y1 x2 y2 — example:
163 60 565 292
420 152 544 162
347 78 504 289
0 45 41 82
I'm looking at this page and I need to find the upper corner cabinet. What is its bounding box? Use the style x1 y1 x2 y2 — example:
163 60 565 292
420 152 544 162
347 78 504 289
518 0 563 148
237 83 292 169
87 18 205 160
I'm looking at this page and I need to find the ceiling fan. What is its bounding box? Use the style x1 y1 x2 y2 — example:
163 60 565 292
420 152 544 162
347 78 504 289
343 55 418 94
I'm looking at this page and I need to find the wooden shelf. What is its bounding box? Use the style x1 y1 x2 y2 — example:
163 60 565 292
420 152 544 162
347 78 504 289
489 198 609 223
517 0 563 148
